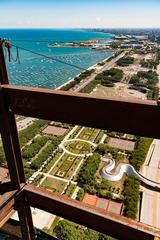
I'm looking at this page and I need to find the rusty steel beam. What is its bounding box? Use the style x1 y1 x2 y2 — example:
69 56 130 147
2 84 160 139
0 190 17 228
0 41 9 84
0 43 25 186
0 93 21 187
16 193 36 240
0 43 35 240
0 184 35 239
24 184 160 240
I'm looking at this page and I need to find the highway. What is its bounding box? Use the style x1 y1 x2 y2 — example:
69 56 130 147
140 139 160 228
74 51 126 93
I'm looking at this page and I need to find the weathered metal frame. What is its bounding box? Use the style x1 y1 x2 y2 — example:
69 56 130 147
0 190 17 228
0 42 35 240
24 184 160 240
0 42 160 240
2 84 160 139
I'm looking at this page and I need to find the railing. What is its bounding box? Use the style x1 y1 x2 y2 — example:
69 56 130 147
0 42 160 240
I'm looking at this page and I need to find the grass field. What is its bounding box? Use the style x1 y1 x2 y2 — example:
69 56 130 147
92 85 115 95
64 157 82 180
65 140 92 155
94 131 104 144
49 154 68 176
78 127 100 142
55 157 75 177
49 153 82 180
41 177 67 194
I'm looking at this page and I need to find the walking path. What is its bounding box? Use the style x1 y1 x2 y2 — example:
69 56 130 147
63 125 79 141
59 138 97 157
39 172 76 185
29 125 80 183
71 186 80 199
38 152 66 186
100 134 107 144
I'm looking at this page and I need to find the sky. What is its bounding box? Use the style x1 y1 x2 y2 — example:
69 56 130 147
0 0 160 29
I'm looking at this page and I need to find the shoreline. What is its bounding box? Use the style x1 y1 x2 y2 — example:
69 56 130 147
56 51 114 90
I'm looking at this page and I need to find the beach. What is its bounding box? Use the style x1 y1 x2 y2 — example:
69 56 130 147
56 54 113 90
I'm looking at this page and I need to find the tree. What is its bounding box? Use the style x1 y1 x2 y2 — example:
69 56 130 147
96 144 107 155
130 137 152 171
117 56 134 66
77 153 101 186
122 175 140 220
56 220 116 240
76 188 85 201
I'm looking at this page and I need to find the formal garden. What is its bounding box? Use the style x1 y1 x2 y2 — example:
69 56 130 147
64 140 95 155
78 127 102 143
50 153 82 180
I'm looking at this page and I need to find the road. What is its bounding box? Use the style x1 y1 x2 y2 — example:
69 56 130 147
74 51 126 93
140 139 160 228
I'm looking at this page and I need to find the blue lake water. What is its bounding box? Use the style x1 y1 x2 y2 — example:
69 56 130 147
0 29 113 89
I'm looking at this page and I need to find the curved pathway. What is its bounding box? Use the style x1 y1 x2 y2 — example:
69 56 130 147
101 157 160 190
59 138 97 157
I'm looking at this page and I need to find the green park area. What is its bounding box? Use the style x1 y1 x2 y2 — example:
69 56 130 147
60 69 95 91
50 153 82 179
41 177 67 194
117 56 134 66
130 70 159 100
92 84 117 96
65 140 93 155
81 68 124 93
78 127 101 142
140 49 160 69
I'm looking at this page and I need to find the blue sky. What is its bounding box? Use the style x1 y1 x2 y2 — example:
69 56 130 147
0 0 160 28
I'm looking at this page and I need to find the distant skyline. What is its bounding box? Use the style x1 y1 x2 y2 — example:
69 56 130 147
0 0 160 29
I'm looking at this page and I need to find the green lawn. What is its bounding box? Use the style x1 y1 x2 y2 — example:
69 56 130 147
43 152 62 173
49 153 82 180
64 157 82 180
78 127 94 140
65 141 92 155
89 129 101 142
93 85 115 95
94 131 104 144
78 127 100 143
50 154 73 176
41 177 67 194
55 158 75 177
